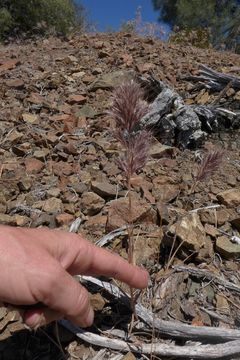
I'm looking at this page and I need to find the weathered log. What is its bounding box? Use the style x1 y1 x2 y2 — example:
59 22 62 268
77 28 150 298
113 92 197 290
185 64 240 91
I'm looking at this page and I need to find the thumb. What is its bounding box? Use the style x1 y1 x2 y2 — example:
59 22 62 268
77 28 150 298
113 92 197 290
26 265 94 328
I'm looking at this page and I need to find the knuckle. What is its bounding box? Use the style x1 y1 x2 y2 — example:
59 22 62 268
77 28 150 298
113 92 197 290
35 264 63 304
68 286 90 317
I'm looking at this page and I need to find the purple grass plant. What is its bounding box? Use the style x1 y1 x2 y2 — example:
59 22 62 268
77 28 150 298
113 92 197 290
190 149 224 194
195 149 224 183
109 79 151 316
109 80 151 184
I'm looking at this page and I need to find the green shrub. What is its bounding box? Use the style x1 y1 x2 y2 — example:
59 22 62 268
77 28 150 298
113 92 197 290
0 7 13 38
169 27 211 49
0 0 86 39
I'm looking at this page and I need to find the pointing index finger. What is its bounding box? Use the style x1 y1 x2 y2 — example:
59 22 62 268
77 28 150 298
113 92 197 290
67 235 149 290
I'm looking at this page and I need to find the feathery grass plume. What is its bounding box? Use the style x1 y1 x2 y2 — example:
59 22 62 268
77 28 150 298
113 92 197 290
195 149 224 183
109 80 151 181
109 79 151 323
109 80 149 133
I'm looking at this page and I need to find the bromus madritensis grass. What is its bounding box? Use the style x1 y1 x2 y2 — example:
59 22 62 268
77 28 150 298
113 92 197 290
109 79 152 326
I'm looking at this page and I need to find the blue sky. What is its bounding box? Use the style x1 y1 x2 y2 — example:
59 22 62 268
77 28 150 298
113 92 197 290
78 0 164 32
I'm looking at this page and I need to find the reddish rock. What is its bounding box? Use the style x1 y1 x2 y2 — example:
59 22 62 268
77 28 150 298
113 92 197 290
217 188 240 207
0 59 20 72
106 197 154 231
56 213 74 226
25 158 44 174
152 183 180 203
67 94 87 105
81 192 105 216
5 79 24 88
42 197 63 213
91 181 117 198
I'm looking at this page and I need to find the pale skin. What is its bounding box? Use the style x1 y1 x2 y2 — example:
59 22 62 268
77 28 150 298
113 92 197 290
0 226 148 329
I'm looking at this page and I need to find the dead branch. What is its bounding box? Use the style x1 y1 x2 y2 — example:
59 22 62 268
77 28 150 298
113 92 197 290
186 64 240 91
60 319 240 359
174 265 240 294
79 276 240 343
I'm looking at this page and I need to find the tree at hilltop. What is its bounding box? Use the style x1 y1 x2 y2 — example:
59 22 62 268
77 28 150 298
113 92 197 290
0 0 87 39
152 0 240 52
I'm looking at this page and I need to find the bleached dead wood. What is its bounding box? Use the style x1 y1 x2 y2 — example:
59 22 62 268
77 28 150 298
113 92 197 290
60 319 240 359
187 64 240 91
78 276 240 342
189 204 221 213
174 265 240 294
96 226 127 247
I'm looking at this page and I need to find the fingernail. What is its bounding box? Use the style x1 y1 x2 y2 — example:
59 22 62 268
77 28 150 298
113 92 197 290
23 310 43 329
83 307 94 327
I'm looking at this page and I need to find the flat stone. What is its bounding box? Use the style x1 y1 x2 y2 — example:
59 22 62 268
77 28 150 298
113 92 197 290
42 198 63 213
76 104 97 118
5 79 24 88
0 59 20 72
152 183 179 203
217 188 240 207
14 214 30 226
0 193 7 213
216 235 240 259
0 214 16 225
91 181 117 198
89 69 135 91
106 197 153 231
90 293 105 311
25 158 44 174
169 213 206 253
67 94 87 105
149 144 176 159
81 192 105 216
33 149 50 160
22 113 39 124
56 213 74 226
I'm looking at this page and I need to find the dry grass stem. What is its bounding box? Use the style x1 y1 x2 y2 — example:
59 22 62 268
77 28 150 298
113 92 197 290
109 79 151 321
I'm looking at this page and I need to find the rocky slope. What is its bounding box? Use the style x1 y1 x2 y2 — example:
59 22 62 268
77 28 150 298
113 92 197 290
0 32 240 359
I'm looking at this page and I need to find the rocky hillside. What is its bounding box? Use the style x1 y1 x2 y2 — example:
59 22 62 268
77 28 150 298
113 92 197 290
0 32 240 359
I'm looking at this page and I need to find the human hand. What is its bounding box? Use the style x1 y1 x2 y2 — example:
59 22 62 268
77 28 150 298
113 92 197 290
0 226 148 329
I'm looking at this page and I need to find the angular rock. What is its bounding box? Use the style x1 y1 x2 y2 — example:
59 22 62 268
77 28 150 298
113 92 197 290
81 192 105 216
56 213 74 226
0 214 16 226
22 113 39 124
33 149 50 160
169 213 207 253
216 235 240 259
0 193 7 213
90 293 105 311
67 94 87 105
149 144 176 159
25 158 44 174
106 197 154 231
42 198 63 213
89 69 135 91
0 59 20 72
5 79 24 89
91 181 117 198
217 188 240 207
76 104 97 118
152 183 179 203
156 202 169 224
14 214 31 227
